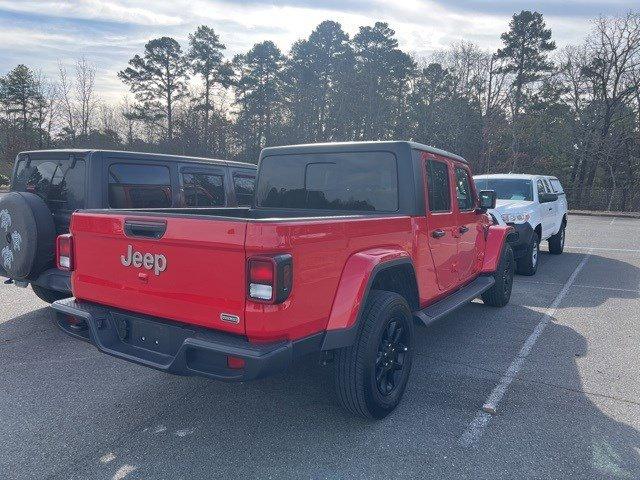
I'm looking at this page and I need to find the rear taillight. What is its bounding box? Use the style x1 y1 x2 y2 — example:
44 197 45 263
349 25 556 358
247 254 293 303
56 234 73 271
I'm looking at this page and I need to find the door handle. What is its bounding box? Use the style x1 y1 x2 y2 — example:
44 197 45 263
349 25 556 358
432 229 446 239
459 226 469 234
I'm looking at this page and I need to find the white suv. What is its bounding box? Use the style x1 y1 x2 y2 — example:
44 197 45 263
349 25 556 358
474 174 568 275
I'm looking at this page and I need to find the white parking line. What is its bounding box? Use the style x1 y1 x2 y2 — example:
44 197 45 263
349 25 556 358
565 246 640 253
518 280 640 294
458 251 592 448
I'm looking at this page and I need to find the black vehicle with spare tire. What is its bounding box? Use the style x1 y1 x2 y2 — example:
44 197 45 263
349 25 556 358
1 149 256 303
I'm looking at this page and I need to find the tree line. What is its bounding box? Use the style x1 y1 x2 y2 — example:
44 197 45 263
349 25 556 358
1 11 639 211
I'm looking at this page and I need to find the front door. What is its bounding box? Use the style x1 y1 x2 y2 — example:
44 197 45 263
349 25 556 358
454 164 483 282
425 157 459 291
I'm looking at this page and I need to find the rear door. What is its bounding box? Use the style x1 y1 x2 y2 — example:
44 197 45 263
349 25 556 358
71 212 248 334
425 156 459 291
454 163 483 282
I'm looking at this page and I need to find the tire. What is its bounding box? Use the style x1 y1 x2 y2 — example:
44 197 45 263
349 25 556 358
482 244 514 307
548 223 565 255
31 284 70 304
334 290 415 419
0 192 55 280
516 231 539 276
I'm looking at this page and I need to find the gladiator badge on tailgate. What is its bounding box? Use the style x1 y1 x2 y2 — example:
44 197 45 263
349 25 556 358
121 245 167 276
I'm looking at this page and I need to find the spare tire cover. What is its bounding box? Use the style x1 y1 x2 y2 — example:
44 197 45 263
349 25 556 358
0 192 56 280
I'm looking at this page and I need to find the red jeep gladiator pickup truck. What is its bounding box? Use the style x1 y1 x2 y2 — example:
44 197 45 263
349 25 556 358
52 141 514 418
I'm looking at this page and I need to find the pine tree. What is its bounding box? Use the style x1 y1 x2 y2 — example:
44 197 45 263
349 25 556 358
496 11 556 115
188 26 233 151
0 65 42 133
118 37 189 142
233 41 284 160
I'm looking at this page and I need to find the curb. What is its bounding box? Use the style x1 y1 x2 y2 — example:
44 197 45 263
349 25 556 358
569 210 640 219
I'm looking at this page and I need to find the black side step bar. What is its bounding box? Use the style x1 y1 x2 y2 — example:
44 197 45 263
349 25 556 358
413 276 495 327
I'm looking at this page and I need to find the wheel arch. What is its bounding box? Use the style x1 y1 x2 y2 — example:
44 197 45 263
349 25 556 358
321 250 418 351
534 223 542 239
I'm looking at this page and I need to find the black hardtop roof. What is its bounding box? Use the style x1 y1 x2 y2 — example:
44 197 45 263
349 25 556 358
260 141 467 164
18 149 256 169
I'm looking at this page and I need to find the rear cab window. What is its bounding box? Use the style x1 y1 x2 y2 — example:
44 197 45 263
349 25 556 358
256 152 398 212
109 163 172 208
12 155 86 212
549 178 564 194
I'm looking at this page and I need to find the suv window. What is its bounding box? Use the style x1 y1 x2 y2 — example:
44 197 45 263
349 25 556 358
427 160 451 212
233 174 255 207
13 157 86 212
257 152 398 212
455 167 474 211
536 179 546 196
109 164 172 208
182 172 225 207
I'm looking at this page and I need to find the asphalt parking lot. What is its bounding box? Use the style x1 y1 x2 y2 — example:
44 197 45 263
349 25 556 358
1 214 639 480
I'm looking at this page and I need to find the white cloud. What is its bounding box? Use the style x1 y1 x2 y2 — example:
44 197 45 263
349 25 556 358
0 0 629 102
0 0 183 25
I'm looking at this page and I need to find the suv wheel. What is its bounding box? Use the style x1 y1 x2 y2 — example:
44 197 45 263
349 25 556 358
548 224 565 255
31 285 70 304
482 244 514 307
516 232 539 276
334 290 414 419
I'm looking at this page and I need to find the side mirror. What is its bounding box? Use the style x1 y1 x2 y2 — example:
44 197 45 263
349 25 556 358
539 193 558 203
478 190 496 211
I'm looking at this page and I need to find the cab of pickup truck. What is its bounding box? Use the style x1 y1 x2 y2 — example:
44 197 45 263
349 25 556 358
52 141 514 419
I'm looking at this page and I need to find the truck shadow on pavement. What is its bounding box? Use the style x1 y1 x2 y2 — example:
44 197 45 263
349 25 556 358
2 295 640 478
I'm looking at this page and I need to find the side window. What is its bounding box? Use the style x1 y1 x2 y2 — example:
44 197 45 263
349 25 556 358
233 174 255 207
454 167 474 211
426 160 451 213
536 179 546 197
542 178 553 193
109 163 172 208
550 179 564 194
182 172 225 207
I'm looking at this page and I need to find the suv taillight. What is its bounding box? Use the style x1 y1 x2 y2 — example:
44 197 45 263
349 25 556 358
247 254 292 303
56 234 73 271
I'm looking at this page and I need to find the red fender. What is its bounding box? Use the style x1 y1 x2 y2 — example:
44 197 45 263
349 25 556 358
481 225 514 273
325 248 412 334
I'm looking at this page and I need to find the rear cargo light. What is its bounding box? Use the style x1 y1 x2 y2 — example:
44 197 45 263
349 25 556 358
56 234 73 271
247 254 293 304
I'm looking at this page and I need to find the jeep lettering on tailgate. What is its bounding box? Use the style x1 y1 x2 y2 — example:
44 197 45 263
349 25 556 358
121 245 167 276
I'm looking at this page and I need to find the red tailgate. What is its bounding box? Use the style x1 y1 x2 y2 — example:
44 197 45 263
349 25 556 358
70 212 247 334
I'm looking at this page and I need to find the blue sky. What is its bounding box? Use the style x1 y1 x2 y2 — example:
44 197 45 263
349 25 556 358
0 1 637 101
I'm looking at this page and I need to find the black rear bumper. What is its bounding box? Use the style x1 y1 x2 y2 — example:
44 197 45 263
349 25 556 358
0 267 71 293
51 298 323 381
